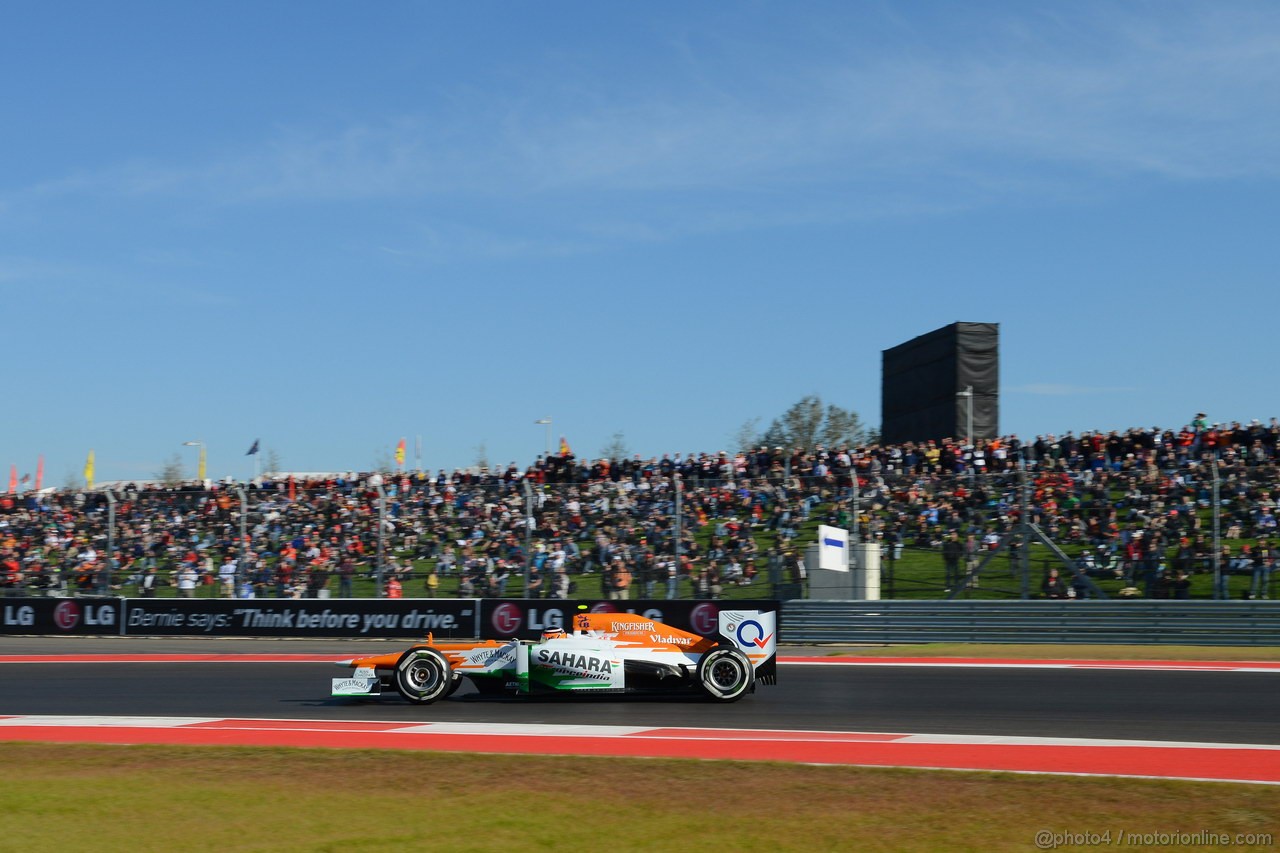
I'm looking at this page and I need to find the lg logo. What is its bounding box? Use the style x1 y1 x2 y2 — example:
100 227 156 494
689 603 719 636
490 603 523 635
53 600 81 631
50 600 116 631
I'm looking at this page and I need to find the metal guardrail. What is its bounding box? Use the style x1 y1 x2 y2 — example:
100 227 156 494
780 600 1280 646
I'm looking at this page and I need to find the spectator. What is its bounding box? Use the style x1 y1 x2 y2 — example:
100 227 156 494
1041 568 1069 599
217 557 237 598
1250 543 1272 600
2 411 1277 604
1069 567 1094 600
337 557 356 598
137 566 159 597
176 564 198 598
963 534 981 589
603 556 631 601
549 569 571 599
941 531 964 591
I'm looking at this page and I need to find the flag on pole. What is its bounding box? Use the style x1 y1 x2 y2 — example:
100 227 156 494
395 438 406 468
559 436 572 457
288 474 296 501
7 465 15 494
35 455 44 491
84 450 95 489
246 439 260 456
197 446 207 481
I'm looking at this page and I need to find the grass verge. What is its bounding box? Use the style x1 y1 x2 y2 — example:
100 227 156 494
1 744 1277 852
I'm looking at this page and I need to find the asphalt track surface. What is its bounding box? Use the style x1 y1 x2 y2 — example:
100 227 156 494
4 638 1280 746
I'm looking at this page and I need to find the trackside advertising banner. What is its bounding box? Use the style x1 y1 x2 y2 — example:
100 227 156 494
118 599 479 638
1 598 777 640
1 598 120 635
480 599 781 642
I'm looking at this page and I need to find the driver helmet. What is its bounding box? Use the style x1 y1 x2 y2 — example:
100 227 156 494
540 627 567 642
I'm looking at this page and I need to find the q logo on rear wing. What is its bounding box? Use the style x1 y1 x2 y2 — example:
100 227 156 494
734 619 774 651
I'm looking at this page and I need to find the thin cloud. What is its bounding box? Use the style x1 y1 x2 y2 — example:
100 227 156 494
6 6 1280 226
1010 383 1137 396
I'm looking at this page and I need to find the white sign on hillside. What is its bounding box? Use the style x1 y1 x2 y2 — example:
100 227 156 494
817 524 849 572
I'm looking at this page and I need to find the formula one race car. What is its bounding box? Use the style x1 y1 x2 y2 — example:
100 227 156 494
331 608 777 704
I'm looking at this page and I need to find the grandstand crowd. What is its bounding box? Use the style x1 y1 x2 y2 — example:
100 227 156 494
2 414 1278 600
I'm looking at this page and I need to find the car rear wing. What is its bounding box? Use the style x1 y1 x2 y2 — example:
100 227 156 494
717 608 778 685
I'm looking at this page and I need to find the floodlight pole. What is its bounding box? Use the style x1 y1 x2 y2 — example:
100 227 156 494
535 418 552 457
183 440 205 482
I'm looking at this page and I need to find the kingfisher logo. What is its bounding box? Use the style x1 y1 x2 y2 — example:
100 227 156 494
733 619 774 651
490 603 523 635
53 600 81 631
689 603 719 636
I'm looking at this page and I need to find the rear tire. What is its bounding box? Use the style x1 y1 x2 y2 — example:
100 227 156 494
395 648 452 704
696 646 754 702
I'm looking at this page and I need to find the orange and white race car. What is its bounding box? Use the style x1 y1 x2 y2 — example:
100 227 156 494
332 608 777 704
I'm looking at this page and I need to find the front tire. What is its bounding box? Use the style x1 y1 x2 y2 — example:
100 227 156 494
697 646 754 702
395 648 452 704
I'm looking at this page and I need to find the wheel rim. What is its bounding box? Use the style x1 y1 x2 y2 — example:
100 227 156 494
710 658 744 691
405 658 441 693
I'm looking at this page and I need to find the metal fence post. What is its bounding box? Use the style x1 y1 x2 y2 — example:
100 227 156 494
236 486 248 598
523 478 534 597
375 479 387 598
103 490 116 595
1212 459 1222 599
850 469 861 544
1018 453 1031 600
673 474 683 593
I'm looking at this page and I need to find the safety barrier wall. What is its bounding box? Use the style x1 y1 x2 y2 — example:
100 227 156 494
6 597 1276 645
779 600 1280 646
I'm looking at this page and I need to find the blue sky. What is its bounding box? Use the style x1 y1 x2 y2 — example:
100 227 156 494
4 2 1279 484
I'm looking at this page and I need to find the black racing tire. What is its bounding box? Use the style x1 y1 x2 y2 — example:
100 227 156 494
394 648 452 705
696 646 754 702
